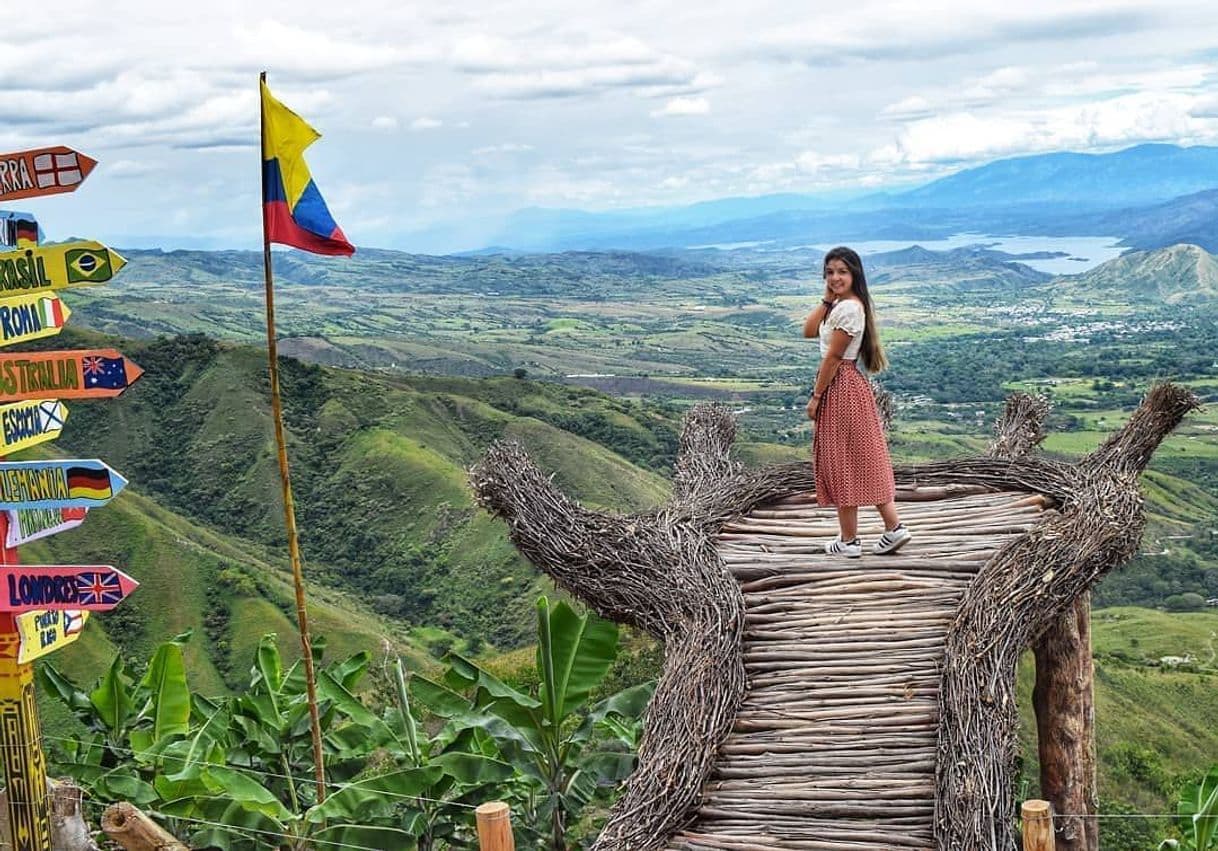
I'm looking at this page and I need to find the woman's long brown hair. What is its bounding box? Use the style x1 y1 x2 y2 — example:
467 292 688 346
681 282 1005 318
823 245 888 372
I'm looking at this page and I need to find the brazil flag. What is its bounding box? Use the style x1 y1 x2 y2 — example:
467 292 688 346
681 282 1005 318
64 248 115 283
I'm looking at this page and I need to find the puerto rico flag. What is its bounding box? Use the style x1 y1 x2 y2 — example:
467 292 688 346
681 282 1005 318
76 571 124 606
260 78 354 257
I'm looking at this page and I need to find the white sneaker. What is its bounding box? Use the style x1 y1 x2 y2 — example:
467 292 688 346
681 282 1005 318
873 524 912 555
825 536 862 558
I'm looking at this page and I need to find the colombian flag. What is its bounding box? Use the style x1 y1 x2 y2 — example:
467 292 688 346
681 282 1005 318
260 79 354 257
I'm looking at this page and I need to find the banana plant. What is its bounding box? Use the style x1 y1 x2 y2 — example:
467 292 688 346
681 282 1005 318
1162 766 1218 851
37 631 193 804
413 597 653 850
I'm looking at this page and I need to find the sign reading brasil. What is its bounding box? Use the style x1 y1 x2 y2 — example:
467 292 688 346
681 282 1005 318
0 459 126 510
0 240 126 297
15 608 89 663
0 565 137 613
0 348 143 402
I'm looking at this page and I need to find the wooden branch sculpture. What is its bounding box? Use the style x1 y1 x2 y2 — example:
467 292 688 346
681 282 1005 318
469 383 1197 850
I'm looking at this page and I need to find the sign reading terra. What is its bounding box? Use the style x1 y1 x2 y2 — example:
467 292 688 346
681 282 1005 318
0 459 127 511
0 241 126 298
0 565 138 613
0 349 144 403
0 146 97 203
15 608 89 663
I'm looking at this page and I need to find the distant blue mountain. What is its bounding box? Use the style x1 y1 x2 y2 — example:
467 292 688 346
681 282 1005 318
892 143 1218 209
464 144 1218 253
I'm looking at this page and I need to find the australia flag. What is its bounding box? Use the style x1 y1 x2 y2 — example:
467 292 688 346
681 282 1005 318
81 355 128 389
76 571 124 606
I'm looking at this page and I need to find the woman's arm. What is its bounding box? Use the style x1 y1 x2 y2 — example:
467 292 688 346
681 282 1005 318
806 328 853 421
803 286 836 338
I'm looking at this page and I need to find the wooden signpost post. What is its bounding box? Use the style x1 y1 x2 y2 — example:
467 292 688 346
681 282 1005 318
0 349 144 402
0 145 135 851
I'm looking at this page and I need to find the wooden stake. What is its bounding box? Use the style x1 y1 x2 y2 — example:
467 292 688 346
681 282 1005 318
101 802 188 851
476 801 514 851
1033 594 1097 851
1022 799 1056 851
0 512 51 851
259 69 326 805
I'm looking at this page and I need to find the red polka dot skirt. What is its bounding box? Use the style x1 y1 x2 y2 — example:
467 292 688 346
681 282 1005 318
813 361 897 508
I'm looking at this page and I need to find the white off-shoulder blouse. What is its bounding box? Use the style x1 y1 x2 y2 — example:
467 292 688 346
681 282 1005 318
818 298 865 361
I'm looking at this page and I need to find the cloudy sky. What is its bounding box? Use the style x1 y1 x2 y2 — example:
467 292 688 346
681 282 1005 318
4 0 1218 252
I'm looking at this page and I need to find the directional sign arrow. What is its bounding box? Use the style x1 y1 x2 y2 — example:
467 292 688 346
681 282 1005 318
0 146 97 203
5 507 87 548
0 293 69 348
0 399 67 454
0 348 143 402
0 459 127 510
16 608 89 663
0 565 137 613
0 240 126 299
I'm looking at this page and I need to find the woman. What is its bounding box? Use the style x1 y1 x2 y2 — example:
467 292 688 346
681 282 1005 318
803 246 909 558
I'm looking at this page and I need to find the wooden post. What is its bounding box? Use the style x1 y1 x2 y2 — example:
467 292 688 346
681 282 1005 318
101 802 189 851
1022 799 1057 851
476 801 514 851
0 511 52 851
1033 594 1097 851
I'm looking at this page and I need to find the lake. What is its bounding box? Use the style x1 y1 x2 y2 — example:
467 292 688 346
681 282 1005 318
809 234 1127 275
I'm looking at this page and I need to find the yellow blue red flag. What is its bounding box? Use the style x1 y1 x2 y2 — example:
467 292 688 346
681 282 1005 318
260 79 354 256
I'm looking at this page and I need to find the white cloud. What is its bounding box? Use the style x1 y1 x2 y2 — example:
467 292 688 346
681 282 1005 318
372 115 399 130
652 96 710 117
411 116 443 131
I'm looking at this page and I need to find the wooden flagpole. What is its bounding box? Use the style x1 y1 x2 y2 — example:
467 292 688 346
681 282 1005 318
259 70 327 805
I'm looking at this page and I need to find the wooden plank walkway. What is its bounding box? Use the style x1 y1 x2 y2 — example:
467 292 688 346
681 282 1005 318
669 488 1050 851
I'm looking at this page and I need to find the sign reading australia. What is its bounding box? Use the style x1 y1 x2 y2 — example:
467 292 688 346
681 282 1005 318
0 459 127 510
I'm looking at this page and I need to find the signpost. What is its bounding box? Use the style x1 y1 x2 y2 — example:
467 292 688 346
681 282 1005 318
5 508 87 548
0 293 70 348
0 240 127 297
0 348 144 402
0 147 96 203
0 459 127 511
0 565 138 613
0 400 67 454
15 609 88 664
0 145 134 851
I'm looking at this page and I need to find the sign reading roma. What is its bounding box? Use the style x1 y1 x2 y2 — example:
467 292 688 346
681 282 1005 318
0 565 137 612
0 240 126 297
0 146 97 203
0 293 69 348
0 459 127 510
0 349 143 402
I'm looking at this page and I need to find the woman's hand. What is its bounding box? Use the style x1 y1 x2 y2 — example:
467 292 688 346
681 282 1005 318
823 282 835 303
806 394 821 421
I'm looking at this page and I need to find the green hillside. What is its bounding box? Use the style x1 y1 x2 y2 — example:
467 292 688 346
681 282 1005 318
45 331 673 652
1056 243 1218 304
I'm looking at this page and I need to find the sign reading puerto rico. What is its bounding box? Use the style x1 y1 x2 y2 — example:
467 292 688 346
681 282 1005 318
0 146 97 203
16 608 89 663
0 240 126 298
0 349 143 402
0 399 66 454
5 507 87 548
0 565 137 612
0 293 69 348
0 459 127 510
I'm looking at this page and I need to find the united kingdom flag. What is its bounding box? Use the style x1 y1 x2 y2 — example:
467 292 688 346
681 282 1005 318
75 571 124 606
